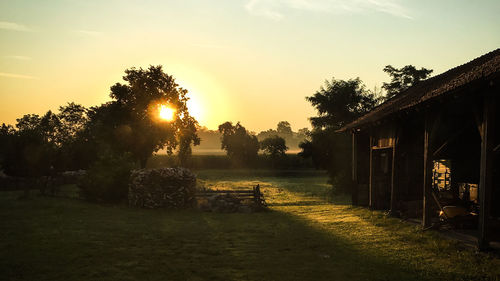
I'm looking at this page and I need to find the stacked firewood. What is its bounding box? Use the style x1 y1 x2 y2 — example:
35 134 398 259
200 193 249 213
128 168 197 209
196 186 267 213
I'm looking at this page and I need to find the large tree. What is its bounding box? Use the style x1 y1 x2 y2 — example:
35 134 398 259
382 65 433 99
301 77 377 193
276 121 293 136
218 121 259 167
260 135 288 158
306 78 377 130
87 65 199 167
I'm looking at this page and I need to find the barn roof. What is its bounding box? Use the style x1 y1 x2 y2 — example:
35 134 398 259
339 48 500 132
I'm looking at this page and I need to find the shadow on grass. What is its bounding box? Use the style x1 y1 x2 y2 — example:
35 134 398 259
267 200 329 207
0 190 482 281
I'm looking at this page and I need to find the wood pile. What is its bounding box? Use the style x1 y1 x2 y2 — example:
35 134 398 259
128 168 197 209
196 185 267 213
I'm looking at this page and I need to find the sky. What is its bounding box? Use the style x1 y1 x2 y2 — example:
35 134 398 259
1 0 499 132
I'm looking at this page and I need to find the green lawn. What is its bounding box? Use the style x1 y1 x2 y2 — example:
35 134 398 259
1 169 499 281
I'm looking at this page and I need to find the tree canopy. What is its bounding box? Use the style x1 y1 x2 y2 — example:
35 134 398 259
218 121 259 166
276 121 292 136
382 65 433 99
86 65 199 167
260 135 288 158
306 78 377 130
301 77 378 193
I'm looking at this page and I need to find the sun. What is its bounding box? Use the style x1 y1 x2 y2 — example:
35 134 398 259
158 104 176 121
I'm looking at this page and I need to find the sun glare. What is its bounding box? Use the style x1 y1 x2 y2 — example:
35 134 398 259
159 104 176 121
187 98 203 122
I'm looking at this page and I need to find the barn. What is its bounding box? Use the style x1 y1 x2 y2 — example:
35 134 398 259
339 49 500 249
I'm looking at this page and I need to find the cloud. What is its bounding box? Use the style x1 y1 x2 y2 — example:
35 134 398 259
4 55 32 61
0 21 32 32
246 0 284 21
0 72 39 80
73 30 103 36
245 0 412 20
366 0 412 19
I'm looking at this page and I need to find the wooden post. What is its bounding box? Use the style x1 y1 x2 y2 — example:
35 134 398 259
478 92 495 250
352 132 358 205
390 135 398 214
423 115 433 228
254 184 261 207
369 134 374 209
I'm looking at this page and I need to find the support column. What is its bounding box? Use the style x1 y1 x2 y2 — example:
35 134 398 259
369 134 374 209
478 92 495 250
390 135 398 214
352 132 358 205
423 115 433 228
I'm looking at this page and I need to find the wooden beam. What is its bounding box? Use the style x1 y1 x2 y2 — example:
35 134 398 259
493 143 500 152
352 132 357 182
473 105 484 140
351 132 358 205
423 114 433 228
478 92 496 250
369 134 374 209
390 134 398 214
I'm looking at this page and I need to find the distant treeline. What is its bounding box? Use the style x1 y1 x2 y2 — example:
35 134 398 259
147 154 314 170
191 121 309 154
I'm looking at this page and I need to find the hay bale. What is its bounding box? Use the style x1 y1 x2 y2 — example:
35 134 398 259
128 168 196 209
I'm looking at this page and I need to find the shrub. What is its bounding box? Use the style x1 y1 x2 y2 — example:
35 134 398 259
78 152 134 203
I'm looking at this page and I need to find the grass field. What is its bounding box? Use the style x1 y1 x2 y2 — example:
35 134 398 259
1 169 499 281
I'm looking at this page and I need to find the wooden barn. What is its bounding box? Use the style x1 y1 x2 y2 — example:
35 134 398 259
339 49 500 249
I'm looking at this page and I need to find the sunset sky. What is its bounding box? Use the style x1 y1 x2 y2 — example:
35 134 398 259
1 0 499 132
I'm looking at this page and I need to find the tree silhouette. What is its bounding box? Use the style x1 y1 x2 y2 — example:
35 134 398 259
87 65 199 167
382 65 433 99
218 121 259 167
306 77 377 130
302 77 377 193
276 121 293 136
260 135 288 168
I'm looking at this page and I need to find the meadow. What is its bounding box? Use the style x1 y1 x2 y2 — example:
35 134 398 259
1 169 499 281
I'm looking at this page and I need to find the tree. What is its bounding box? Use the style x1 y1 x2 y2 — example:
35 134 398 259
276 121 293 136
0 124 15 171
86 65 199 167
260 135 288 158
218 121 259 167
301 77 378 193
260 135 288 168
306 78 377 130
0 113 57 178
257 129 278 141
57 103 88 144
55 103 93 170
0 103 93 177
297 128 310 139
382 65 433 99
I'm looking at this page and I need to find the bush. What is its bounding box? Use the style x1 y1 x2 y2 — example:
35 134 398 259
128 167 197 209
78 152 134 203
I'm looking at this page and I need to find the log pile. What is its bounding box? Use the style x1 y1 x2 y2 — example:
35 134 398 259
128 168 197 209
199 193 251 213
196 185 267 213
